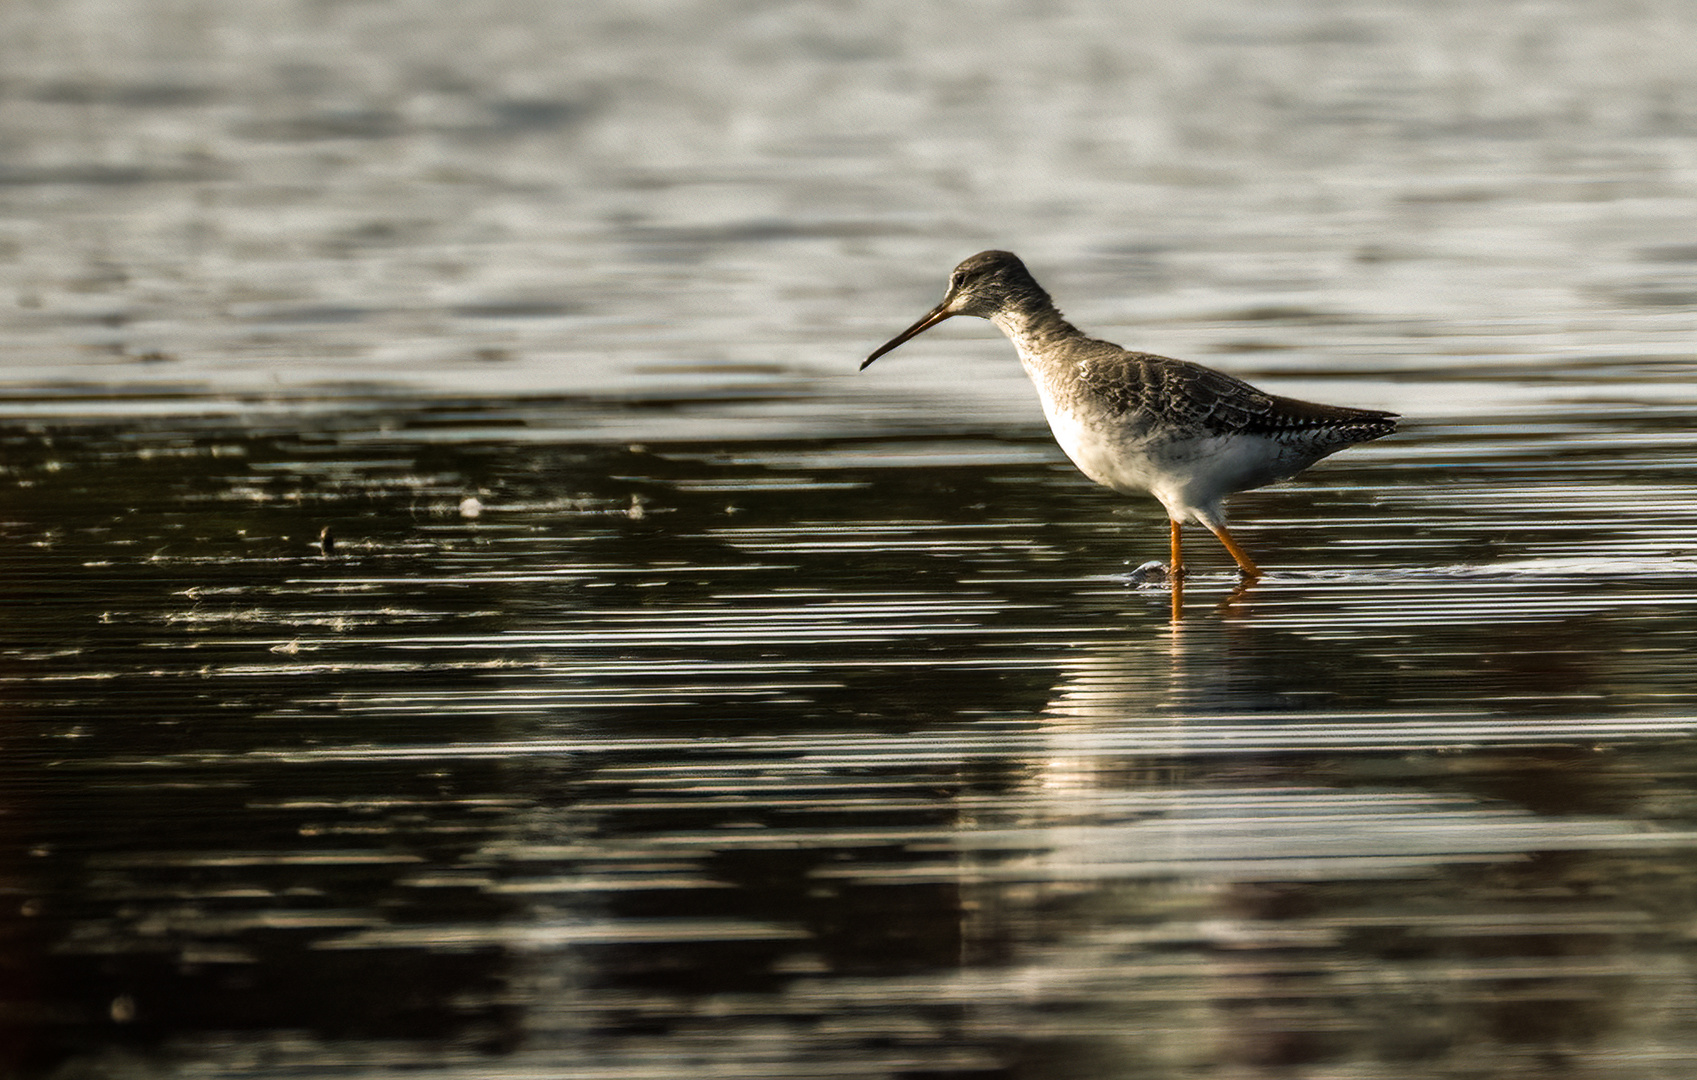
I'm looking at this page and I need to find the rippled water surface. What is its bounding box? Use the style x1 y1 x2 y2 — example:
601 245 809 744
8 382 1697 1078
7 0 1697 1077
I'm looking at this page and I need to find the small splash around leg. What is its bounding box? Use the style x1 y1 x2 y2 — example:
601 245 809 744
1125 560 1170 586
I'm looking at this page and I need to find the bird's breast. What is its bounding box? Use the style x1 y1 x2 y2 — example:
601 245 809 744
1037 398 1165 494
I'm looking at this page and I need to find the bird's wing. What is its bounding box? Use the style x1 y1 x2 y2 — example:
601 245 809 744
1079 351 1397 438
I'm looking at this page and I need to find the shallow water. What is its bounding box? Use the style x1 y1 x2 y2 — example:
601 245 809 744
8 380 1697 1078
7 0 1697 1077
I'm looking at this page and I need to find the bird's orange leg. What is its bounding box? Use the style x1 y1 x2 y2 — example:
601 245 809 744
1207 523 1262 579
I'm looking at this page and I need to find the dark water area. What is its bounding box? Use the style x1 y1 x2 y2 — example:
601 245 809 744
7 380 1697 1078
7 0 1697 1076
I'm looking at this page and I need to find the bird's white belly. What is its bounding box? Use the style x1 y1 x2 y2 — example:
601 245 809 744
1040 400 1298 524
1044 405 1163 492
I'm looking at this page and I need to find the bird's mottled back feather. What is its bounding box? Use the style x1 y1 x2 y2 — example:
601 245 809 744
1070 345 1397 448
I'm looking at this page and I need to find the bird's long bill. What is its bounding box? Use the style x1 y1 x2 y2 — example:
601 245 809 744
861 302 955 370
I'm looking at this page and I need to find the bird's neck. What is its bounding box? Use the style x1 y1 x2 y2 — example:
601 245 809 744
989 296 1083 371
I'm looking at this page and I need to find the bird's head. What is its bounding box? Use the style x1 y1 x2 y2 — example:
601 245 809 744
862 250 1042 369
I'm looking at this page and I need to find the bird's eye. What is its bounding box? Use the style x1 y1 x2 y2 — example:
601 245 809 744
949 272 966 290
